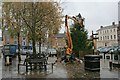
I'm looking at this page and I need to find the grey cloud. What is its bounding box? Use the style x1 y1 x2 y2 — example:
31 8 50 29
61 2 118 35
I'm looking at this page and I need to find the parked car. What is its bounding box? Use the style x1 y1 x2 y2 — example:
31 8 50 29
108 47 118 54
16 48 23 54
97 47 104 53
46 48 57 57
16 46 33 55
97 47 111 54
2 44 17 57
21 46 33 55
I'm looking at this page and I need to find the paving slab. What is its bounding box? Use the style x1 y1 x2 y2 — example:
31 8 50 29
0 55 120 79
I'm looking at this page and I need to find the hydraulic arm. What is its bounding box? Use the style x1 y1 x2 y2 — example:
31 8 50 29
65 14 84 56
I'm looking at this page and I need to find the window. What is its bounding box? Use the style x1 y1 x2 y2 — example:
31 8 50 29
14 41 17 44
111 35 112 39
114 35 116 39
23 41 26 45
56 43 58 46
23 37 25 40
105 43 107 47
107 30 109 33
29 41 32 45
111 29 112 32
103 36 104 40
101 37 102 40
14 36 17 39
59 43 61 46
114 28 116 32
7 38 9 44
105 36 106 40
108 36 109 40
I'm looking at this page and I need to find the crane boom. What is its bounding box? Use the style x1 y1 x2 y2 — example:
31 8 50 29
65 15 84 55
65 15 73 55
53 14 85 64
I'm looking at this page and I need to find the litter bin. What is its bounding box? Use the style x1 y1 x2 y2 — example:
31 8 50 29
84 55 101 71
114 54 118 60
4 54 13 66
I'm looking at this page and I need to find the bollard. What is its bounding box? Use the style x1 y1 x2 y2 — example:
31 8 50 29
52 63 53 73
6 56 10 66
109 61 112 70
44 65 47 71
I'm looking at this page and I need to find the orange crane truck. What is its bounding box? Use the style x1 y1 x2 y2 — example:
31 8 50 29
64 14 84 62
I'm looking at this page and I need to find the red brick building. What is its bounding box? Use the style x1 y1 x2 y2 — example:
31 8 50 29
2 30 30 46
48 33 66 49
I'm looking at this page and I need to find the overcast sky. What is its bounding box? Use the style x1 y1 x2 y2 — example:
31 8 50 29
0 0 120 37
60 0 120 35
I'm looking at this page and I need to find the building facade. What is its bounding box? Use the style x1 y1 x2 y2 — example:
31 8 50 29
118 1 120 22
117 22 120 45
3 28 66 52
96 2 120 48
96 22 119 48
118 1 120 45
48 33 66 50
2 30 30 47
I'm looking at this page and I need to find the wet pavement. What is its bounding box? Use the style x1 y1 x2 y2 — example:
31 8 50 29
1 55 68 79
64 59 120 79
100 59 120 79
0 54 120 79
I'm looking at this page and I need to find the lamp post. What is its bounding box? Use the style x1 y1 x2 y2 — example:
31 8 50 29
15 26 22 62
5 28 8 44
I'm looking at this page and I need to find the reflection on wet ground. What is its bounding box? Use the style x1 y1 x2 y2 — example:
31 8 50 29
1 55 120 79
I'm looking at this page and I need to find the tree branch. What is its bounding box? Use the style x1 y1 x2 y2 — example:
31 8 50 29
20 14 32 31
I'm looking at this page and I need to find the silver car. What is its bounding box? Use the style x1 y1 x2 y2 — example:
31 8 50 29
47 48 57 57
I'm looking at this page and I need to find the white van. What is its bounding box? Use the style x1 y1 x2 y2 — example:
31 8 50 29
47 48 57 57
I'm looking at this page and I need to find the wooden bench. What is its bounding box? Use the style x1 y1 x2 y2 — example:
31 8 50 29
18 59 54 73
26 58 47 71
18 53 54 73
18 59 27 73
18 52 29 73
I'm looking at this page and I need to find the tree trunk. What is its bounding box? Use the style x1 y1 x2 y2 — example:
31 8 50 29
32 35 36 55
2 18 3 41
18 32 21 62
32 2 36 55
39 41 41 54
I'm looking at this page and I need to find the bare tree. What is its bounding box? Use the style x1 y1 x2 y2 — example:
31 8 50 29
2 2 63 59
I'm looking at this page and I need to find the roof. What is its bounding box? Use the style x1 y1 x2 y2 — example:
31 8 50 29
97 24 118 32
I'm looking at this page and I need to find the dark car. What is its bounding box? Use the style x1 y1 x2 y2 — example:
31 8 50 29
2 44 17 57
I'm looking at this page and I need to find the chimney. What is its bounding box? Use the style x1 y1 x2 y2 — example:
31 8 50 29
100 26 103 28
112 22 115 25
